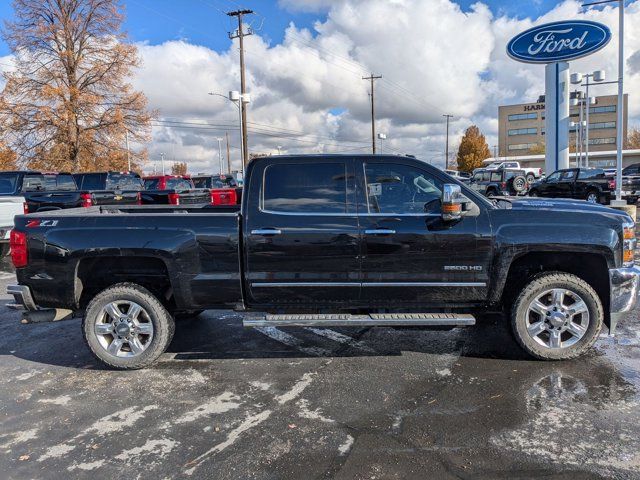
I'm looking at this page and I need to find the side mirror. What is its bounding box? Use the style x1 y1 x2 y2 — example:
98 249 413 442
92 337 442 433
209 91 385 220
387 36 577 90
441 184 462 222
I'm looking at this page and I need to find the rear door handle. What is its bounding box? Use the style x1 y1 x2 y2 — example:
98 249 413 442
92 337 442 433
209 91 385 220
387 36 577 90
251 228 282 236
365 229 396 235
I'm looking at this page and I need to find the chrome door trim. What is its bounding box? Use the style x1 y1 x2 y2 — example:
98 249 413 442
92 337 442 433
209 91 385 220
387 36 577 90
250 228 282 235
251 281 486 288
364 229 396 235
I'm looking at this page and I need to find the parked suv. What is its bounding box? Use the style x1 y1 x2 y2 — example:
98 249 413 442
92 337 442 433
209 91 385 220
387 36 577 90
486 161 544 184
469 168 528 197
528 168 614 204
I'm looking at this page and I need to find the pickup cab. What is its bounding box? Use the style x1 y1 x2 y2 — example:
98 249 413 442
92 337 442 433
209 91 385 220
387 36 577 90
621 163 640 205
192 174 242 205
142 175 211 205
528 168 615 204
7 155 640 369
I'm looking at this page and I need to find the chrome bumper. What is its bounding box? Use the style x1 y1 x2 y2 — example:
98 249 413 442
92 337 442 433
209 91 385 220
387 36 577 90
7 284 38 311
609 266 640 334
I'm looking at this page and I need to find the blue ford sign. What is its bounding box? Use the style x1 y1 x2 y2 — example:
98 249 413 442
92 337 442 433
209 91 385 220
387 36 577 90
507 20 611 64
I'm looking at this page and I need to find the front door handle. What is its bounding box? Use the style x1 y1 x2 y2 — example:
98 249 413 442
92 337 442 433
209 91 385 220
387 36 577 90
365 229 396 235
251 228 282 236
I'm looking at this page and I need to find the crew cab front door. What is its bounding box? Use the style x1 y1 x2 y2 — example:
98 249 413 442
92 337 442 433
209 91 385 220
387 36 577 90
244 158 361 307
357 159 491 305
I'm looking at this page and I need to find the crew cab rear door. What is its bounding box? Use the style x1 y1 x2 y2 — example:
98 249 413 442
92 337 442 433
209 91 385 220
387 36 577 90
244 157 361 307
356 157 491 304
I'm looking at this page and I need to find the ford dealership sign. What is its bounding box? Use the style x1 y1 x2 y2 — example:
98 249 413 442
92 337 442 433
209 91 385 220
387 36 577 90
507 20 611 64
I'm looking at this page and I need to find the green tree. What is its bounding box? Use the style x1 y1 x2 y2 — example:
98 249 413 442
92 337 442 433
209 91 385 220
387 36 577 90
455 125 491 173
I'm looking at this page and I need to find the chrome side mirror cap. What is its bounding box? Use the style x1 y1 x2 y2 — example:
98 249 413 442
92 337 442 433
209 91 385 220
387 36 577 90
442 184 463 222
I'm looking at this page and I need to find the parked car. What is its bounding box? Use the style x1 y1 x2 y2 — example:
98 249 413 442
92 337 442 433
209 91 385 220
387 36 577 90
73 171 143 206
0 171 96 255
191 174 241 205
142 175 211 205
621 163 640 205
486 161 544 184
8 154 639 369
528 168 615 204
469 168 529 197
444 170 471 184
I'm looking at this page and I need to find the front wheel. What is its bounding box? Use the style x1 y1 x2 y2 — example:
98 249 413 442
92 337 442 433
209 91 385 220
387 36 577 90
526 173 536 184
82 283 175 370
511 272 602 360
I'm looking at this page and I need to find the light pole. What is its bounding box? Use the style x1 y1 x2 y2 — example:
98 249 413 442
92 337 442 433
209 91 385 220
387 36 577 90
160 153 165 175
208 90 251 173
377 133 387 154
570 71 605 167
276 145 282 155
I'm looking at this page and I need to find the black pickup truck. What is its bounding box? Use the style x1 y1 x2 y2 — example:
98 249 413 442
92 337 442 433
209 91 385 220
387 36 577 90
528 168 615 204
7 155 639 369
621 163 640 205
73 171 143 206
141 175 211 205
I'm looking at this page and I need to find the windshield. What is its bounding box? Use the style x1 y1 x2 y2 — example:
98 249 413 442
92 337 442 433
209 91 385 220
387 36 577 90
106 173 142 190
0 173 19 194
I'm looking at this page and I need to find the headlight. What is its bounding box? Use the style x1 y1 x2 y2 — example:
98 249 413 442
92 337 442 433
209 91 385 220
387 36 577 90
623 221 636 267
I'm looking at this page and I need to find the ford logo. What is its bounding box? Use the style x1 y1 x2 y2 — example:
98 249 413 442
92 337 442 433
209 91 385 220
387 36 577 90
507 20 611 64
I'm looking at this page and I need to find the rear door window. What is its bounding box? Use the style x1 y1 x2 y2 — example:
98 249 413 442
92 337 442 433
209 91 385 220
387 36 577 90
490 172 502 182
144 179 159 190
262 163 348 213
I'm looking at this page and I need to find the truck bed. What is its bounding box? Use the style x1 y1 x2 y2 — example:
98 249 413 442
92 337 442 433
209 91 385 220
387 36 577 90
13 204 242 310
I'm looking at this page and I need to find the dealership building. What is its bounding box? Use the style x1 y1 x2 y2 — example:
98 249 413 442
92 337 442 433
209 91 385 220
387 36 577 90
498 94 629 158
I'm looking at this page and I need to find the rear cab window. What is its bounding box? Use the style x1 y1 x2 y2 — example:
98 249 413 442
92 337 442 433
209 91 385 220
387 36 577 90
192 177 212 189
166 178 194 190
578 169 605 180
106 173 143 191
262 162 349 214
0 173 20 194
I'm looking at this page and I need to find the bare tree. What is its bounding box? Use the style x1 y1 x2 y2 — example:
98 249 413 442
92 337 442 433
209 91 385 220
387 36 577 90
0 0 153 172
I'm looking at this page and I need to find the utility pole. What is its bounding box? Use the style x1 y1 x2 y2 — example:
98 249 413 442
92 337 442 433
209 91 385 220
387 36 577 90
443 114 453 169
216 137 223 174
362 73 382 154
228 9 253 166
226 132 231 173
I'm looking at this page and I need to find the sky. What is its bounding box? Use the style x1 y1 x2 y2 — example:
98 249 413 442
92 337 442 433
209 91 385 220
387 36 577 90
0 0 639 173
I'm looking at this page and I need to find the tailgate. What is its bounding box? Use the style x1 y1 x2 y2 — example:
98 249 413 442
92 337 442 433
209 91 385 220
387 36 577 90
176 189 210 205
91 190 140 205
25 191 82 213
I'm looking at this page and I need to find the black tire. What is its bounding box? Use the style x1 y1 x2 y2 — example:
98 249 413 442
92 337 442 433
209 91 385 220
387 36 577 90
175 310 204 320
526 173 536 184
529 190 539 197
486 188 498 198
82 283 175 370
0 243 9 257
511 272 603 360
586 189 600 204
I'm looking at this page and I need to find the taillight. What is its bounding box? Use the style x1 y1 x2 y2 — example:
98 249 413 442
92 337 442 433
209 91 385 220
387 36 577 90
608 179 616 190
80 193 93 208
136 192 142 205
501 182 507 190
210 190 237 205
10 230 27 268
23 202 29 214
168 193 180 205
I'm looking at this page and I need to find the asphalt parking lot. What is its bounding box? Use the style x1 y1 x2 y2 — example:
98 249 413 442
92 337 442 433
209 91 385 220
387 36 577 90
0 265 639 480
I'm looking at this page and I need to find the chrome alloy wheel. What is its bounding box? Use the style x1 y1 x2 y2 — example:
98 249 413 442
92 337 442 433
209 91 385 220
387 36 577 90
586 192 599 204
94 301 154 357
525 288 589 349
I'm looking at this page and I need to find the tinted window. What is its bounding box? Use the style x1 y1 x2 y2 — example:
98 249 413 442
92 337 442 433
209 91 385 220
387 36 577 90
578 169 605 180
0 173 19 194
22 175 45 191
213 175 237 187
504 170 525 180
472 172 483 182
561 170 576 180
490 172 502 182
263 163 347 213
166 178 193 190
79 174 103 190
482 172 491 181
144 179 160 190
106 173 142 190
55 174 77 191
623 165 639 176
192 177 211 189
546 172 561 182
364 163 442 214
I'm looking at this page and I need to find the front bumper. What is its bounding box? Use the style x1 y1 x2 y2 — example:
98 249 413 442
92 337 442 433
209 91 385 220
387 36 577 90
609 266 640 334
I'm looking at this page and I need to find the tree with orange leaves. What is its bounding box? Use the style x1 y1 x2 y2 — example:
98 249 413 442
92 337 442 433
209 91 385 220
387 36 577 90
0 0 153 172
171 162 188 176
0 142 17 170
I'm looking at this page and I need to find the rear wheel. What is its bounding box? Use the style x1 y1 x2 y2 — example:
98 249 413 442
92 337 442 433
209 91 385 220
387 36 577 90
486 188 498 198
586 190 600 204
82 283 175 370
511 272 602 360
526 173 536 184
